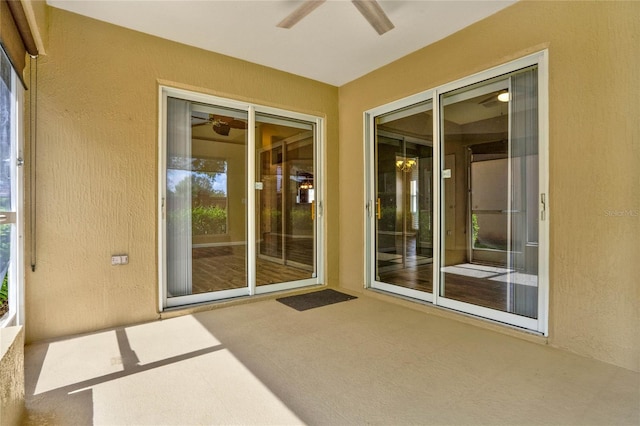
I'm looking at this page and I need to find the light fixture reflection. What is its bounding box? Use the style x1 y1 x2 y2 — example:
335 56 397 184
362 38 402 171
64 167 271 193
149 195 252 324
396 158 416 172
497 91 510 102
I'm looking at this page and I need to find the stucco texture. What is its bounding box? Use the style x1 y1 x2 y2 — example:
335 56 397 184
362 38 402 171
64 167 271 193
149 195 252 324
24 7 339 342
0 326 24 425
338 1 639 371
23 1 639 373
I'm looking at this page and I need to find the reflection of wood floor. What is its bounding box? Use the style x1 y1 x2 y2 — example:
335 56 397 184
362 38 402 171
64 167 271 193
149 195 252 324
379 264 433 293
190 245 531 317
379 264 518 313
191 246 311 294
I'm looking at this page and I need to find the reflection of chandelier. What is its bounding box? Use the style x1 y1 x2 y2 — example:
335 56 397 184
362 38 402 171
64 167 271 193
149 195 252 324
396 158 417 172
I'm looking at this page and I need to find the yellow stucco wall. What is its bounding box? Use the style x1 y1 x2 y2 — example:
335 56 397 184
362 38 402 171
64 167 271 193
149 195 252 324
0 326 24 425
23 1 638 372
24 7 339 342
339 1 639 371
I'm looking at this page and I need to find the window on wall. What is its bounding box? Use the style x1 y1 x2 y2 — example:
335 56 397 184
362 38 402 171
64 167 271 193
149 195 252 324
365 51 548 334
0 48 24 327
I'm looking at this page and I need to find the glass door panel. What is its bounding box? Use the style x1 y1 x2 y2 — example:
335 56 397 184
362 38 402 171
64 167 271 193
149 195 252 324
374 101 433 296
162 88 324 309
166 98 248 302
256 113 316 286
0 49 19 324
440 68 539 319
366 55 546 332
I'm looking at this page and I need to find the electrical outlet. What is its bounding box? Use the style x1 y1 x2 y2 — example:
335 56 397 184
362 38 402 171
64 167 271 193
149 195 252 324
111 254 129 266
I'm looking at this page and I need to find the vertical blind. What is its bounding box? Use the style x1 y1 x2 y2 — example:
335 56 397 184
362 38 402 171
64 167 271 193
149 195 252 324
166 98 193 297
509 67 539 318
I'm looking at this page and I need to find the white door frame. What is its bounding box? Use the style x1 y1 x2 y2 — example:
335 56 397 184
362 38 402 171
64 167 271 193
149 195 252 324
158 86 324 310
365 94 435 303
364 51 549 335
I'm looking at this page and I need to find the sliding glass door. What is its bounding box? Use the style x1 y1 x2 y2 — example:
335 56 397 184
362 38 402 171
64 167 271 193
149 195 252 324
164 98 248 304
439 67 541 324
160 88 323 308
371 101 434 301
365 52 548 333
256 113 316 289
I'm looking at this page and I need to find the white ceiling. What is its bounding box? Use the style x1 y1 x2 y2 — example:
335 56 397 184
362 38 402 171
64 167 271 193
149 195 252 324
47 0 516 86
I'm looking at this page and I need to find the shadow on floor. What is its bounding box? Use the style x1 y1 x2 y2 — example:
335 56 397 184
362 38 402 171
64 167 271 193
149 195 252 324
23 293 640 425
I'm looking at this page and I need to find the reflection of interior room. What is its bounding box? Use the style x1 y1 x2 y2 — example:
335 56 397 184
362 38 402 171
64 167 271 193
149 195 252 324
377 80 538 318
256 118 315 286
440 88 514 312
376 104 434 292
185 111 315 294
182 107 248 295
443 79 538 318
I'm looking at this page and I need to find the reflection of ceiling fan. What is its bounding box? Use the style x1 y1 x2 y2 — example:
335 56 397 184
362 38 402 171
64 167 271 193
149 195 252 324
479 91 510 108
192 114 248 136
277 0 394 35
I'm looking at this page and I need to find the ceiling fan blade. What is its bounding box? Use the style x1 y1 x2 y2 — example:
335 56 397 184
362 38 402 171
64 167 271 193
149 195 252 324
210 115 246 128
229 120 248 129
351 0 394 35
277 0 326 29
478 96 499 108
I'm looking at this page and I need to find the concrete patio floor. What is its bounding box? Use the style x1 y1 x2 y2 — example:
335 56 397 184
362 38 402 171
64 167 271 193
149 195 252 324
22 291 639 425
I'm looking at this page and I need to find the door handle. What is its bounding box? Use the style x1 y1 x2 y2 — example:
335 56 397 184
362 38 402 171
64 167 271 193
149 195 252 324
0 212 16 223
376 198 381 220
311 201 315 221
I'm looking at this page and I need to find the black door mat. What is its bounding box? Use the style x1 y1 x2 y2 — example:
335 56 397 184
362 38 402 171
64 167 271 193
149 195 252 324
276 289 357 311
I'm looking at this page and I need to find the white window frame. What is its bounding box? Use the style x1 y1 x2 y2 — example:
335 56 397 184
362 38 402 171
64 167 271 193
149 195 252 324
158 86 325 311
364 50 549 335
0 67 25 328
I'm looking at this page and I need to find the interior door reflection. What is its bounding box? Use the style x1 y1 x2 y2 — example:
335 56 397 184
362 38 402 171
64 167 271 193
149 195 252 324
374 100 434 294
256 115 316 286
